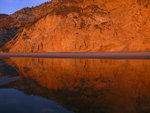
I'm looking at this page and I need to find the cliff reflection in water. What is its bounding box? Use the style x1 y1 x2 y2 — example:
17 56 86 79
4 58 150 113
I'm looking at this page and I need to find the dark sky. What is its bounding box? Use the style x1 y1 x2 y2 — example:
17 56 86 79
0 0 51 14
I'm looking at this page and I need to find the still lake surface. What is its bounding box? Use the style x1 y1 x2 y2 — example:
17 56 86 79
0 58 150 113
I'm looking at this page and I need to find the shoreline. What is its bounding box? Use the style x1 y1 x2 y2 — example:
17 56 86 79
0 52 150 59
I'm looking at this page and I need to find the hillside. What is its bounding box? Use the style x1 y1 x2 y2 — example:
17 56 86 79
0 14 8 19
0 0 150 52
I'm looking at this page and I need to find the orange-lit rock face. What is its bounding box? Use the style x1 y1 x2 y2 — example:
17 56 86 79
0 0 150 52
6 58 150 113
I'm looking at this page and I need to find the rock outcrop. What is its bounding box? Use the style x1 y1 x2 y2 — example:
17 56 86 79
0 0 150 52
0 14 8 19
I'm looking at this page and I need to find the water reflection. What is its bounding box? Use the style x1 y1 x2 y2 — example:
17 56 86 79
0 88 73 113
1 58 150 113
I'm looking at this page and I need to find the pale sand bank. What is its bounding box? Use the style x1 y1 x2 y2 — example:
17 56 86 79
0 76 19 86
0 52 150 59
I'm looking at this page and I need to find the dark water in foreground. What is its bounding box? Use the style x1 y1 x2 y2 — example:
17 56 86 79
0 58 150 113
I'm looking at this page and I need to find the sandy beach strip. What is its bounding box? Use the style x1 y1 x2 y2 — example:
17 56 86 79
0 52 150 59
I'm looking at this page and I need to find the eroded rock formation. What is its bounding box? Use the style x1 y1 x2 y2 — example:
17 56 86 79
0 0 150 52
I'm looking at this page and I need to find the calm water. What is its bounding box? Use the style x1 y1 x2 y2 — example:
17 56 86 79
0 58 150 113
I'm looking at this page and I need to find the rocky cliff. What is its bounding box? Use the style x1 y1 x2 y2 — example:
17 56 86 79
0 0 150 52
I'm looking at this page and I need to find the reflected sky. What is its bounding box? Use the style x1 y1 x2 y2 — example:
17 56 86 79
0 88 73 113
